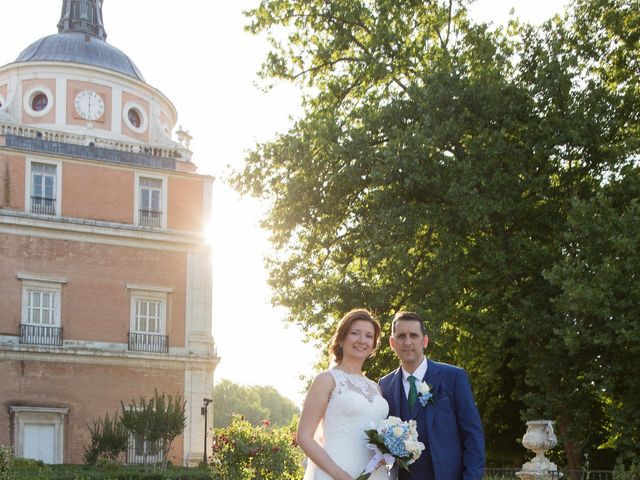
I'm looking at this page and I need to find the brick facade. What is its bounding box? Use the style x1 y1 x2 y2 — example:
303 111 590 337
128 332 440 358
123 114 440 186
0 1 218 466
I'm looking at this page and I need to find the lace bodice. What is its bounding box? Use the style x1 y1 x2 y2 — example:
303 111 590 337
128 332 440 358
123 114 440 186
330 368 382 401
303 368 389 480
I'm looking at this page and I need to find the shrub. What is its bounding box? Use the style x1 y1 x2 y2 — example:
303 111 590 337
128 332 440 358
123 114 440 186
83 411 129 464
121 390 186 472
49 463 211 479
0 446 11 480
613 461 640 480
6 457 51 480
0 447 212 480
210 415 304 479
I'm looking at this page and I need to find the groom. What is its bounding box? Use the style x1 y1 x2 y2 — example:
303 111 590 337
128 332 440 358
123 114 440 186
379 311 485 480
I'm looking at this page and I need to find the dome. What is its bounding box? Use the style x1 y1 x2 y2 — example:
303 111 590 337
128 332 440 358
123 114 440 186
15 32 145 82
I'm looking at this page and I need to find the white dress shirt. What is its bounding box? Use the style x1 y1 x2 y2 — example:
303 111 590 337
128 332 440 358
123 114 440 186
401 356 428 399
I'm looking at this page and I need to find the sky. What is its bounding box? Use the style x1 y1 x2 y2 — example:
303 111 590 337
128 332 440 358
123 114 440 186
1 0 567 407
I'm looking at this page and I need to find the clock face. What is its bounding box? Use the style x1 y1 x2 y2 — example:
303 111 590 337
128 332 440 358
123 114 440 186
74 90 105 121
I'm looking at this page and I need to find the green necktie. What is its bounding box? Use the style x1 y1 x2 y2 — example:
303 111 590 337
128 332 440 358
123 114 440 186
408 375 418 410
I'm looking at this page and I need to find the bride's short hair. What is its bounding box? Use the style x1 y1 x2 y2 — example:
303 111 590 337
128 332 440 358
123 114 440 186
330 308 381 363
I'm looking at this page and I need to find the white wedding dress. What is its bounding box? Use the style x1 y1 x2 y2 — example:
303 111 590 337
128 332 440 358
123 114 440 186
303 368 390 480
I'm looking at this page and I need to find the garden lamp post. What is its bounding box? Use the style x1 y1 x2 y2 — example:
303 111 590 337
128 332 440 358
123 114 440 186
201 398 213 465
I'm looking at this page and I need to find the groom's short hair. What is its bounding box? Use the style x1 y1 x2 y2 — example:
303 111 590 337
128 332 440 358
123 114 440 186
392 311 427 336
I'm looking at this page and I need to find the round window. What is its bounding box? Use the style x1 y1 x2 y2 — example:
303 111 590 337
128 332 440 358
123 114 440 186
128 108 142 128
31 93 49 112
23 86 54 117
122 101 148 133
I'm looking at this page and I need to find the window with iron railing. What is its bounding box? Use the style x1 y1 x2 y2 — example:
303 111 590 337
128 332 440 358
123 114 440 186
138 177 162 227
30 162 57 215
19 278 64 347
128 295 168 353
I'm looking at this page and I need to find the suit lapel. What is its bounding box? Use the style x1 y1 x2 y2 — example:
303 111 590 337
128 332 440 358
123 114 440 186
421 359 441 427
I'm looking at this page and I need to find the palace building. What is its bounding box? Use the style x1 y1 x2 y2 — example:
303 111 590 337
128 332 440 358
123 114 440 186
0 0 218 466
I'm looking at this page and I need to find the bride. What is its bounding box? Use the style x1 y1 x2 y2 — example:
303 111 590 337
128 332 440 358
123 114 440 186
298 309 390 480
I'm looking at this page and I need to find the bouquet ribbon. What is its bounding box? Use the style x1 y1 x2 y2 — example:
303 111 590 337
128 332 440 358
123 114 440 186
363 444 396 474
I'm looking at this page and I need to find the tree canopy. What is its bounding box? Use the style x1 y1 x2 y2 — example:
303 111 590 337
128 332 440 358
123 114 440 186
233 0 640 469
213 380 299 428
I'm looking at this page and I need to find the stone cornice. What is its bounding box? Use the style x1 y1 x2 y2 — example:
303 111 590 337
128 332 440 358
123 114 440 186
0 210 211 253
10 406 70 415
0 340 220 371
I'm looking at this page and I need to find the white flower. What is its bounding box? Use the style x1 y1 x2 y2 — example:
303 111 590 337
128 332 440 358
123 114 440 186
388 416 402 426
417 381 430 395
405 439 426 458
404 439 418 451
393 426 405 438
378 417 399 434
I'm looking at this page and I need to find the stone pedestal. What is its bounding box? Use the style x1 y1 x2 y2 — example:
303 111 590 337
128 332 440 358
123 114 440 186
516 420 560 480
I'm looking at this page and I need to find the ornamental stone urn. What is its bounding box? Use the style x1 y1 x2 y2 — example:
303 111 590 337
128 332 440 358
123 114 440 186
516 420 560 480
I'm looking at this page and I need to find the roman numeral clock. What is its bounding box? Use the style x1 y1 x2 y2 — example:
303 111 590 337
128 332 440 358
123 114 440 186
74 89 105 121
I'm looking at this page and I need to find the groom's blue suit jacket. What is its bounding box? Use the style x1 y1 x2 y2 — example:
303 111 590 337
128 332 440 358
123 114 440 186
379 359 485 480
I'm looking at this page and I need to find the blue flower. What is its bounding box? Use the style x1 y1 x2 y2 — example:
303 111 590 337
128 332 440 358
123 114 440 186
357 417 426 480
416 381 434 406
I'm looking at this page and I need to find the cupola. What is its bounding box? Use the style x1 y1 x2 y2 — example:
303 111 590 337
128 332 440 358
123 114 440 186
15 0 144 81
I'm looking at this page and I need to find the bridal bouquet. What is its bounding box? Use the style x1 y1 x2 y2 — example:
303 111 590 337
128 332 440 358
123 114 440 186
356 416 425 480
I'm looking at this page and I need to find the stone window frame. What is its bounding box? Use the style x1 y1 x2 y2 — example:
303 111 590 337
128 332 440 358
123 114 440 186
127 284 171 336
10 406 69 464
18 274 67 328
25 157 63 216
133 172 167 228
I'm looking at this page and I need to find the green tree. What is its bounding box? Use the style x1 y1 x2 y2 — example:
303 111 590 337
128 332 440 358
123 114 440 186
250 385 300 427
121 390 186 471
233 0 640 469
547 166 640 463
213 380 299 428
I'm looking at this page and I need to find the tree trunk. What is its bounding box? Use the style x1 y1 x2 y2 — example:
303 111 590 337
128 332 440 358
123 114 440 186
556 418 582 474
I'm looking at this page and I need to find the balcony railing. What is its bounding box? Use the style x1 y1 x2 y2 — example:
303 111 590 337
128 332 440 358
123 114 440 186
3 127 186 168
128 332 168 353
30 196 56 215
19 324 63 346
138 209 162 228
